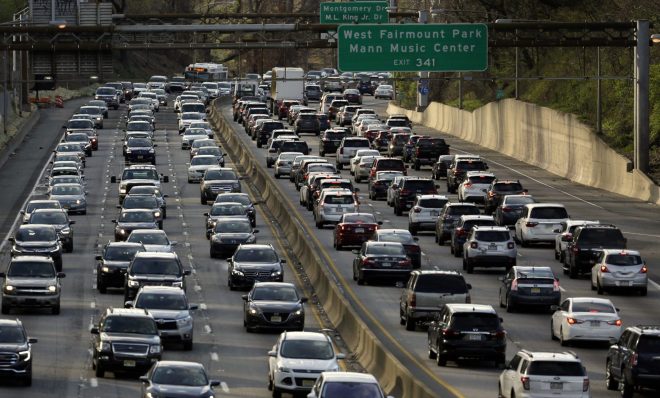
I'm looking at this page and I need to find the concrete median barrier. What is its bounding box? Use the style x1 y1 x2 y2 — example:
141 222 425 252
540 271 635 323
208 101 445 398
387 99 660 206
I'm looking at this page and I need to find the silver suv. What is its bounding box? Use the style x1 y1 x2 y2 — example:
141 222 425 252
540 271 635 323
463 226 517 274
407 194 449 235
313 188 357 228
1 256 65 315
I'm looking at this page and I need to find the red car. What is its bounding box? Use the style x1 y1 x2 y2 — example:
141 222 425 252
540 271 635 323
333 212 382 250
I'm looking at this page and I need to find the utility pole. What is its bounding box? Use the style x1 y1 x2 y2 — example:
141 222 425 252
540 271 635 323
633 20 650 173
416 9 429 112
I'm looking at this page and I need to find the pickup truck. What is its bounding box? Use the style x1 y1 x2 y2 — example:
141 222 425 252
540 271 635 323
335 137 371 170
411 137 450 170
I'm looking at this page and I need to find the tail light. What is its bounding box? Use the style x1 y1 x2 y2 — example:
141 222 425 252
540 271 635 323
415 148 420 155
442 328 458 338
400 189 411 196
340 148 344 154
582 378 590 392
640 264 648 273
600 265 609 273
567 317 584 325
413 207 422 213
407 245 421 253
488 192 496 198
572 245 580 253
502 206 512 213
463 182 472 188
521 377 530 390
409 293 416 307
456 228 466 237
526 221 538 227
491 330 506 340
630 353 638 366
507 242 515 249
398 259 412 267
607 319 623 327
510 279 518 291
362 258 375 268
553 279 560 292
470 242 478 249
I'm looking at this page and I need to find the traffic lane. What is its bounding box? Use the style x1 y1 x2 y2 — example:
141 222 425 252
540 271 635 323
0 104 124 396
219 101 658 398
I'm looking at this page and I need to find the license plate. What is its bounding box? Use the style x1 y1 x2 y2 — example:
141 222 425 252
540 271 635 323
550 382 562 390
381 262 392 267
302 379 315 387
531 287 541 294
124 360 136 367
468 334 481 341
270 316 282 323
590 321 600 327
488 243 498 251
355 228 365 233
430 211 439 217
137 155 143 159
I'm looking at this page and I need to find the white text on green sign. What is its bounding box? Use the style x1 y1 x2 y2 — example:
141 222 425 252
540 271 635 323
320 1 388 24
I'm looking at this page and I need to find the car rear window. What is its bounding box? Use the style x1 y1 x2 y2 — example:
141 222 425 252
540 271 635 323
637 336 660 353
494 182 523 192
450 313 499 330
468 175 496 184
416 275 468 294
578 229 626 246
367 244 405 256
281 142 309 152
457 160 487 171
418 198 448 208
376 159 405 170
571 301 615 313
529 207 568 219
324 195 354 205
527 361 585 376
403 180 435 190
475 231 510 242
463 219 497 230
417 138 447 147
605 254 642 266
447 206 480 216
505 196 535 205
394 134 411 144
324 132 345 140
343 214 376 223
345 140 370 148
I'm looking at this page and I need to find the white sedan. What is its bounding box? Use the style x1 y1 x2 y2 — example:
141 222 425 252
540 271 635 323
187 155 221 183
349 149 380 176
457 171 496 203
550 297 622 345
374 84 394 100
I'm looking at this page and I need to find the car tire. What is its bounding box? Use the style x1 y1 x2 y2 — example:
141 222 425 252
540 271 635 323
605 361 618 390
315 219 323 229
395 204 402 216
357 274 365 285
620 377 633 398
95 362 105 378
228 277 236 291
66 241 73 253
569 263 578 279
640 287 648 296
336 163 342 170
591 280 597 291
210 247 216 258
200 193 206 205
436 351 447 367
466 259 474 274
183 340 193 351
597 281 604 295
272 388 282 398
355 175 361 183
408 224 417 235
554 249 559 260
559 328 568 346
453 247 461 258
506 296 515 313
98 280 107 294
1 303 9 314
550 321 558 340
404 314 415 331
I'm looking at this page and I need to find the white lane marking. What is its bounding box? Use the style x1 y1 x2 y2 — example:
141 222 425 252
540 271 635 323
220 382 230 393
210 352 219 361
649 279 660 291
452 148 605 209
90 302 96 309
199 303 207 310
559 286 566 292
204 324 212 334
89 378 98 388
623 231 660 238
194 285 202 292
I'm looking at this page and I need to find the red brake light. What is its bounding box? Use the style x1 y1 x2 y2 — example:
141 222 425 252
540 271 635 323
456 228 466 237
413 207 421 213
502 206 512 213
470 242 478 249
510 279 518 291
507 242 515 249
582 378 590 392
409 293 416 307
553 279 560 292
600 265 609 273
464 182 472 188
442 328 458 338
567 317 584 325
526 221 538 227
607 319 623 327
400 189 411 196
641 264 648 273
521 376 530 390
630 353 638 366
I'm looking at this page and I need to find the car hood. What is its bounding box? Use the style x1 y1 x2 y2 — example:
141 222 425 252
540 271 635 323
278 357 337 371
252 300 301 312
234 262 280 270
141 244 174 253
5 277 57 287
147 309 191 320
14 240 59 248
150 385 213 397
100 332 160 344
102 260 131 268
49 194 85 201
116 222 158 229
121 179 160 186
213 233 252 241
203 179 239 185
188 165 215 172
0 343 28 352
129 275 181 282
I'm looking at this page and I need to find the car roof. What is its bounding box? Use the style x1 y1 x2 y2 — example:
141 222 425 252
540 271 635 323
154 360 205 369
524 203 566 209
568 297 615 306
445 304 497 314
472 226 510 232
281 331 330 342
321 372 379 383
518 350 581 362
411 269 462 276
459 215 494 221
105 307 153 318
134 251 178 259
137 285 187 295
106 241 145 248
601 249 641 256
12 255 54 263
376 228 412 235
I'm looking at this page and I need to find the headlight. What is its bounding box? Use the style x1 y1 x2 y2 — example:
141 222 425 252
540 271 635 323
49 245 59 252
271 270 282 277
149 345 161 354
18 349 31 362
294 309 303 316
249 306 259 315
98 341 111 352
47 285 57 293
119 188 127 194
232 269 244 276
232 183 240 188
75 199 81 204
171 281 183 288
153 211 161 218
4 285 15 293
145 393 158 398
61 227 71 234
118 229 126 235
277 366 291 373
101 266 110 273
148 148 155 153
128 279 140 287
176 316 192 327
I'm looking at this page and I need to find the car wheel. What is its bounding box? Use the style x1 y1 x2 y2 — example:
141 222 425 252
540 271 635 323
183 340 193 351
428 346 437 359
408 224 418 235
395 204 402 216
97 279 107 294
466 259 474 274
66 241 73 253
437 234 445 245
315 219 323 229
404 314 415 331
357 274 365 285
272 388 282 398
620 377 634 398
597 281 604 295
95 362 105 378
605 361 619 390
453 246 461 258
554 249 559 260
559 328 569 346
550 320 558 340
506 296 515 313
355 175 361 183
200 193 206 205
436 351 447 366
569 263 578 279
640 287 648 296
591 279 597 290
1 303 9 314
210 247 216 258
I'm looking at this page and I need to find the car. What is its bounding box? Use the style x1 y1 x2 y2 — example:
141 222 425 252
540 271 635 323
514 203 569 246
333 212 382 250
196 146 225 167
484 179 527 215
349 149 380 176
96 242 145 294
411 138 451 171
449 214 497 257
343 88 362 104
242 282 306 332
209 217 258 258
294 113 321 136
94 86 119 109
128 185 168 218
498 266 560 313
112 209 159 241
554 219 600 262
307 372 392 398
91 307 162 377
213 193 257 227
189 121 214 138
498 350 591 398
274 152 304 178
494 194 537 227
266 138 297 168
111 165 169 205
204 203 249 239
371 228 421 269
335 137 371 169
368 170 403 201
551 297 622 345
9 224 63 271
368 157 407 181
187 155 221 183
78 105 104 128
606 325 660 397
0 318 37 385
392 178 438 216
0 256 65 315
435 202 481 245
446 156 490 194
128 286 197 350
305 84 322 101
591 249 648 295
139 360 219 398
48 182 87 214
407 194 449 235
181 129 208 149
27 208 75 252
387 132 411 158
20 199 62 223
457 172 496 203
199 167 242 204
374 84 394 99
126 229 177 253
120 194 164 228
399 270 471 331
352 241 412 285
463 226 517 274
189 138 216 159
255 119 286 147
564 224 627 279
124 252 189 301
427 303 506 367
268 331 345 397
314 189 358 228
178 112 206 132
227 244 285 290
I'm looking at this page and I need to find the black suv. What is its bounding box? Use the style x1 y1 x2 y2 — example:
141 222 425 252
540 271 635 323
484 179 526 214
10 224 63 271
0 318 37 385
124 252 190 301
411 138 450 171
392 178 439 216
96 242 145 293
446 157 489 193
498 266 560 313
427 303 506 367
564 224 626 278
255 120 285 148
319 129 347 156
294 114 321 136
606 325 660 397
124 137 156 165
91 307 162 377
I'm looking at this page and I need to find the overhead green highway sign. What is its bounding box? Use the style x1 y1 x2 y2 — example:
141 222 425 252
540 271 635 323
337 23 489 72
320 1 388 24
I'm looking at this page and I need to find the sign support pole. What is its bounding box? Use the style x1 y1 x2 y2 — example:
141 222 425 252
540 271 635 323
416 9 429 112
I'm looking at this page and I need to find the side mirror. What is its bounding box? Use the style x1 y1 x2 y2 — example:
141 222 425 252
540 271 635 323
523 189 529 193
498 276 505 282
124 301 134 308
466 283 472 290
189 304 199 311
69 220 76 225
139 376 148 383
253 229 260 233
110 176 117 183
550 305 560 312
116 205 122 209
241 295 248 301
280 259 287 264
210 380 221 387
95 255 102 260
28 338 38 344
336 353 346 359
19 210 25 214
351 249 359 254
268 350 277 357
171 241 178 246
153 144 158 147
57 272 66 278
377 221 383 225
111 219 117 223
183 269 191 276
162 176 169 183
8 237 15 243
0 273 5 278
561 234 572 242
90 326 99 334
499 317 504 323
203 212 209 216
300 297 309 303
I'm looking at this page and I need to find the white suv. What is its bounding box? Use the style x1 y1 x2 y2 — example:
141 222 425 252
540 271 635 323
407 194 449 235
457 171 496 203
268 331 345 397
307 372 392 398
498 350 591 398
514 203 570 246
313 189 357 228
463 226 517 273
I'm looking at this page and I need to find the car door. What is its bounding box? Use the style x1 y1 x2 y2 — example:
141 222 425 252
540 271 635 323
268 337 281 379
427 308 446 351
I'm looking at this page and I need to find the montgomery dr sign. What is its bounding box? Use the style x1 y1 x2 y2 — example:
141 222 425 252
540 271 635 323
337 24 489 72
320 1 388 24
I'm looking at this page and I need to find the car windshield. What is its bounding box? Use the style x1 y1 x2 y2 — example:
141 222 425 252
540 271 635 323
418 198 447 208
378 232 414 244
105 246 143 261
65 134 88 142
191 157 217 166
324 195 354 205
366 244 405 256
25 202 60 213
127 138 152 147
0 325 25 343
198 147 221 156
234 248 278 263
416 275 468 294
343 214 377 224
96 88 115 95
215 195 250 205
529 207 568 219
130 258 180 275
527 361 586 376
128 232 168 245
210 204 245 216
205 170 237 180
280 340 334 360
119 211 154 222
16 227 56 241
123 196 158 209
418 139 446 147
136 293 188 310
102 316 157 335
122 170 159 180
322 382 382 397
192 140 215 148
8 261 55 278
215 220 251 233
571 301 615 313
127 122 152 131
475 231 510 242
152 366 208 386
30 212 67 224
606 254 642 266
252 286 298 301
451 313 499 330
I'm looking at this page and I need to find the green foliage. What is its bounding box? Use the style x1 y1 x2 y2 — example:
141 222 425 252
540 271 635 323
0 0 24 22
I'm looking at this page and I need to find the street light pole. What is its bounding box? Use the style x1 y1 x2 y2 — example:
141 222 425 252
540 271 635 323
633 20 650 173
416 9 429 112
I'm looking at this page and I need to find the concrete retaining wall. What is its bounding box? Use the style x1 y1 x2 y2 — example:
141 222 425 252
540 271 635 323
207 102 444 398
387 99 660 206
